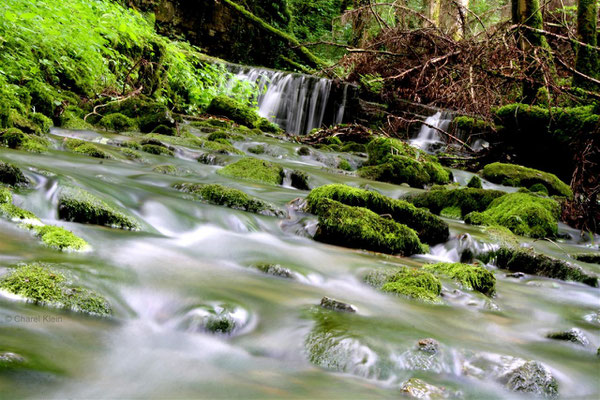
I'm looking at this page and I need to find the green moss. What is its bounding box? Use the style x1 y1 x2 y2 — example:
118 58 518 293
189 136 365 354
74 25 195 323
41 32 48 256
30 112 53 134
482 162 572 198
467 176 482 189
451 116 492 133
337 159 352 171
423 262 496 296
0 186 12 204
174 183 283 217
573 253 600 264
341 142 366 153
489 247 598 287
364 268 441 302
247 144 266 154
297 146 311 156
407 188 505 219
529 183 549 195
65 139 111 159
58 110 93 130
257 118 281 133
440 206 462 219
0 264 110 315
141 144 175 156
207 131 229 141
30 225 89 251
98 113 138 132
359 155 439 188
218 157 284 185
207 96 260 128
312 198 427 256
326 136 343 146
306 184 448 244
58 187 139 230
151 124 177 136
464 192 560 238
0 128 26 149
0 162 29 187
152 164 178 175
8 109 41 134
0 203 39 222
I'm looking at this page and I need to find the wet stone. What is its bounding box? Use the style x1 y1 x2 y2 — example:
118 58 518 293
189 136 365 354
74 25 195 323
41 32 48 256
400 378 448 399
506 272 526 279
546 328 589 346
418 338 440 354
256 264 294 279
320 297 357 313
501 360 558 398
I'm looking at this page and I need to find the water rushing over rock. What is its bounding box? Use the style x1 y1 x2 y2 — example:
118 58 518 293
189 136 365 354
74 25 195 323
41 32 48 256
410 111 453 153
230 65 348 134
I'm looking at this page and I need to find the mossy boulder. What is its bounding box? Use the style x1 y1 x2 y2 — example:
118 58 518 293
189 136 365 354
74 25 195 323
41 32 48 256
0 128 47 152
218 157 284 185
0 186 12 204
464 192 560 238
467 175 483 189
529 183 549 195
290 170 310 190
65 139 111 159
58 187 139 230
207 131 229 142
0 203 39 222
487 247 598 287
423 262 496 296
407 187 505 219
0 162 29 187
152 164 178 175
546 328 589 346
311 198 427 256
98 113 138 132
30 225 89 251
306 184 449 244
482 162 572 198
247 144 265 154
573 253 600 264
337 159 352 171
30 112 53 134
58 110 94 130
174 183 283 217
297 146 311 156
364 268 441 302
0 264 110 315
207 96 260 128
141 144 175 156
359 155 450 188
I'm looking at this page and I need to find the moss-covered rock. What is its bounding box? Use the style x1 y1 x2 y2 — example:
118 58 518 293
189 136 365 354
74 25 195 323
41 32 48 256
529 183 549 195
98 113 138 132
467 175 483 189
0 264 110 315
320 297 357 313
573 253 600 264
207 96 260 128
174 183 283 217
207 131 229 142
451 116 493 134
255 263 294 278
0 186 12 204
341 142 366 153
30 112 53 134
0 203 39 222
487 247 598 287
218 157 284 185
311 198 427 256
364 268 441 302
58 187 139 230
337 159 352 171
152 164 178 175
423 262 496 296
290 170 310 190
141 144 175 156
65 139 111 159
58 110 94 130
482 162 572 198
400 378 448 399
247 144 265 154
297 146 311 156
406 187 505 218
30 225 89 251
464 192 560 238
546 328 589 346
0 162 29 187
306 184 449 244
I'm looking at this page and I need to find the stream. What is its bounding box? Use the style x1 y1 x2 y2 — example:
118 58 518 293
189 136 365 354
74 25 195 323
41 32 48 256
0 122 599 399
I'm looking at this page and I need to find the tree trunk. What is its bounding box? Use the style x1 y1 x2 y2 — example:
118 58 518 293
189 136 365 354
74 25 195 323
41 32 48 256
427 0 442 27
574 0 599 88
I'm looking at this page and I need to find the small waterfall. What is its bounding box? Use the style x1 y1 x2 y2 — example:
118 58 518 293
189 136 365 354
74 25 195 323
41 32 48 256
410 111 453 153
229 65 347 135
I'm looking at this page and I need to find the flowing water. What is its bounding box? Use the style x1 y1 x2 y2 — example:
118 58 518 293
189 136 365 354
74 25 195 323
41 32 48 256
0 123 599 399
231 66 347 135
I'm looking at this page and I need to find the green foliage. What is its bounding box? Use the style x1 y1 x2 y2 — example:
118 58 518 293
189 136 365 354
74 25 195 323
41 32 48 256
482 162 572 198
218 157 284 185
174 182 283 217
423 262 496 296
364 268 442 302
306 184 449 244
312 198 427 256
0 264 111 315
58 187 140 230
464 192 560 238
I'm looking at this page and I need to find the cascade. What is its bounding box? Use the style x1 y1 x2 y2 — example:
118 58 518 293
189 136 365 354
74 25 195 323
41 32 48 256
410 111 453 153
229 65 348 134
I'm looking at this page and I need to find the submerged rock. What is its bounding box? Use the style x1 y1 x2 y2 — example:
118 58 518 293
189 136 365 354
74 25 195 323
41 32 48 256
0 162 30 187
406 187 504 219
218 157 284 185
464 192 560 238
174 183 284 217
417 338 440 354
306 184 449 244
58 187 139 230
573 253 600 265
487 248 598 287
501 361 558 398
364 268 441 302
0 352 26 370
255 263 294 279
0 264 111 316
290 170 310 190
400 378 448 399
179 303 249 336
311 198 427 256
423 262 496 296
65 139 111 159
320 297 357 313
546 328 589 346
482 162 572 198
152 164 178 175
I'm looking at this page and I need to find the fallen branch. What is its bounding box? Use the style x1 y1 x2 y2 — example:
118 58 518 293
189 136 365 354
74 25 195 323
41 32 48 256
83 87 143 122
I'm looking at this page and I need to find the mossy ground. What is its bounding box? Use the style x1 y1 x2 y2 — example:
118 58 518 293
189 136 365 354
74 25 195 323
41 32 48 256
482 162 572 198
58 187 139 230
218 157 284 185
423 262 496 296
0 128 49 153
306 184 448 244
174 183 282 217
364 268 441 302
312 198 427 256
0 264 110 315
464 192 560 238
